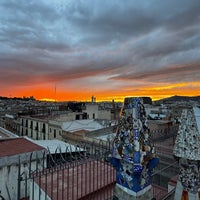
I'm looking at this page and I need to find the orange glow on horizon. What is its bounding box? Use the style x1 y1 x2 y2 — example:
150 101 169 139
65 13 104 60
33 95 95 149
2 81 200 102
39 98 56 102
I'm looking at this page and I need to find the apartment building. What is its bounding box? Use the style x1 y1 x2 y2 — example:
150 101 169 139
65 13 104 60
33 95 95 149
19 116 63 140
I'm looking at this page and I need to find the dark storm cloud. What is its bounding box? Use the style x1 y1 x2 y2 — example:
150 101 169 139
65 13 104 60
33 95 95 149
0 0 72 52
0 0 200 89
111 62 200 83
66 0 200 43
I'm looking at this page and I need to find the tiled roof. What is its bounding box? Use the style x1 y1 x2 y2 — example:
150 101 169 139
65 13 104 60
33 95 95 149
34 160 116 199
0 138 45 157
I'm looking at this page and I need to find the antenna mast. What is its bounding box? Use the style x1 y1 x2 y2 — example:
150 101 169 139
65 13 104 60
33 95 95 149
55 84 57 102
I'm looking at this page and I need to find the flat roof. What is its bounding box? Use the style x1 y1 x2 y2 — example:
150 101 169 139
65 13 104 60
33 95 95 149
31 139 83 153
62 119 104 133
0 138 45 157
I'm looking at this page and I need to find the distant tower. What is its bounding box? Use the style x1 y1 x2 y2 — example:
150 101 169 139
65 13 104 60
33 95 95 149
91 95 96 103
110 97 159 199
55 84 57 102
173 107 200 200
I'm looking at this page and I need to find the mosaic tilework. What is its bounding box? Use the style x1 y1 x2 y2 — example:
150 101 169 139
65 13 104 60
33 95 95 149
179 159 200 193
173 108 200 160
174 107 200 194
110 97 159 193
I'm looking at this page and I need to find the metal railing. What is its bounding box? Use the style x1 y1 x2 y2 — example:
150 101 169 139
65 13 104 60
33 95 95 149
16 125 179 200
17 141 116 200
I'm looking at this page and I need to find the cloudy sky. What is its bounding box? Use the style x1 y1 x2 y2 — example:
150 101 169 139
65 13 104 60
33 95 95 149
0 0 200 101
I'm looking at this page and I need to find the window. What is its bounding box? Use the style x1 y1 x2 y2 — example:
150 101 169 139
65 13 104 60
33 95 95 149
42 123 46 133
35 122 39 131
30 121 33 129
54 129 56 138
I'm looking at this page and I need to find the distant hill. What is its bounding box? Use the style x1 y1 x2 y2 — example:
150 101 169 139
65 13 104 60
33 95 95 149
155 95 200 103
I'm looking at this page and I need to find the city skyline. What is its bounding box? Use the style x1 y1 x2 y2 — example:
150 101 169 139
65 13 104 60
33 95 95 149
0 0 200 102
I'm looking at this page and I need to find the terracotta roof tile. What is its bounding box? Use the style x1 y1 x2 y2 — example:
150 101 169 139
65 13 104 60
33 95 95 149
0 138 45 157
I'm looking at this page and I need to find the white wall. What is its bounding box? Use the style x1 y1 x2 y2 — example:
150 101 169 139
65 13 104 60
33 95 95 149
85 104 112 120
0 151 45 200
98 109 111 120
85 104 99 119
30 181 51 200
0 164 18 200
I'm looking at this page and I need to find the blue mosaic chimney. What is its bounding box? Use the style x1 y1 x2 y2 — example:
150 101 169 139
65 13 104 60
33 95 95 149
110 97 159 197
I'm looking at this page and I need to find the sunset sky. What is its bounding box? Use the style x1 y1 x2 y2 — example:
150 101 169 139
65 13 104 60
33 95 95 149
0 0 200 102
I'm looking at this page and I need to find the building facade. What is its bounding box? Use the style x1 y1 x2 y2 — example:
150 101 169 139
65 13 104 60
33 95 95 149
19 116 63 140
